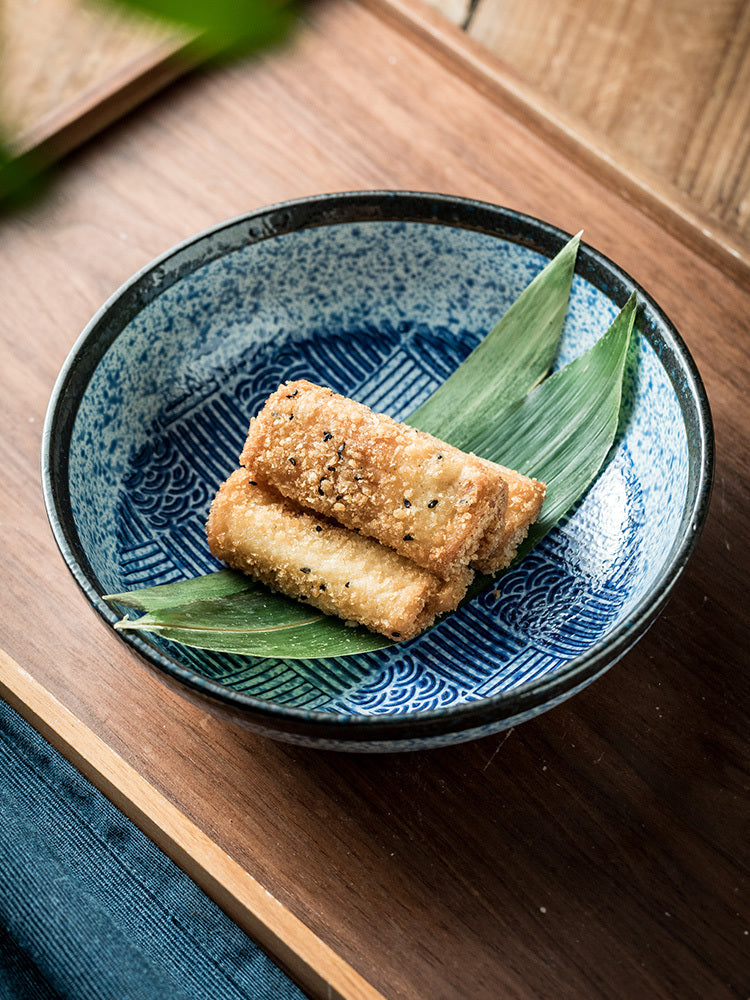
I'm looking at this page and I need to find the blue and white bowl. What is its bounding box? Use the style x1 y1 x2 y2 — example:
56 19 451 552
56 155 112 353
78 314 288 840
42 191 713 751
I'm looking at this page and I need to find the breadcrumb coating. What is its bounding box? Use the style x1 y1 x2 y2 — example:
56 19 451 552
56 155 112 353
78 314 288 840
207 470 473 641
239 380 508 580
471 464 546 573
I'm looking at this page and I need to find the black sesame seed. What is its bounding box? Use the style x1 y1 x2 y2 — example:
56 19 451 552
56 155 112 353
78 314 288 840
315 525 323 532
323 432 333 441
288 457 296 465
337 442 346 455
391 631 402 638
403 533 414 541
319 583 326 591
249 480 257 486
300 567 311 573
285 389 299 397
345 582 350 588
437 454 443 460
402 498 411 508
427 499 438 508
336 494 343 501
327 465 336 472
288 413 294 420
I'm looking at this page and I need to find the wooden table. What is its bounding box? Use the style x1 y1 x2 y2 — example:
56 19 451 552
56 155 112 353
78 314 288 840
427 0 750 280
1 1 748 998
5 0 749 284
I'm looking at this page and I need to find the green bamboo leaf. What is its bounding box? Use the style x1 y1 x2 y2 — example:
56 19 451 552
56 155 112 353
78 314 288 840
466 293 636 596
105 242 636 660
105 568 253 612
98 0 297 62
115 594 392 660
486 292 636 548
408 231 580 446
108 568 390 656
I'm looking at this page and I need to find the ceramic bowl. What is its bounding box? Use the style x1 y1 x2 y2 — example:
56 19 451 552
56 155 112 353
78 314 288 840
42 191 713 751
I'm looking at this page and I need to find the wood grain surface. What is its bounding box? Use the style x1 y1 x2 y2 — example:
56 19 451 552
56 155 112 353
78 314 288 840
426 0 750 276
0 0 189 157
0 0 748 998
3 0 749 280
1 0 168 131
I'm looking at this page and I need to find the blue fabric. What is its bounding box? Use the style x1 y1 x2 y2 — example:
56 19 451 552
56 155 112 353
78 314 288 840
0 698 307 1000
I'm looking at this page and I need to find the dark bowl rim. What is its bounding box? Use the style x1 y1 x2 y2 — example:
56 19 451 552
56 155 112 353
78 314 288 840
41 189 715 744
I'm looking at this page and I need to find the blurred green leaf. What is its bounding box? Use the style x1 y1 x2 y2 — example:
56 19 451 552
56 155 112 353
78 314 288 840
0 0 298 212
0 139 50 212
102 0 298 61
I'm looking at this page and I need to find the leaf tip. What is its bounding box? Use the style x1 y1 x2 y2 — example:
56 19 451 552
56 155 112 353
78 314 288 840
113 616 146 632
622 291 639 333
554 230 582 273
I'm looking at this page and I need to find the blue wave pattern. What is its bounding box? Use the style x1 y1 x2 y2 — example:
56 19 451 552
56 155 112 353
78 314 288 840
327 452 644 715
68 220 685 721
111 317 486 708
112 322 643 714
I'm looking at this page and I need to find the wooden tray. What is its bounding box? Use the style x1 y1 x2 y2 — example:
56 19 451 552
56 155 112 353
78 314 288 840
2 0 187 158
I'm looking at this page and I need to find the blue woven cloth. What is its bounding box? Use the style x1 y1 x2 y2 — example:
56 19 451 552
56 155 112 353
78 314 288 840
0 697 307 1000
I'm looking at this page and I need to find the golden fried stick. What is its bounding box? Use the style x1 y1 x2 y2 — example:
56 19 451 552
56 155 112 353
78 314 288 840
207 470 473 641
471 465 546 573
239 380 508 579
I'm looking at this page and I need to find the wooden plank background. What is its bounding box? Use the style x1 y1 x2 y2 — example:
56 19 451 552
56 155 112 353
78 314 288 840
430 0 750 265
2 0 748 281
0 0 188 160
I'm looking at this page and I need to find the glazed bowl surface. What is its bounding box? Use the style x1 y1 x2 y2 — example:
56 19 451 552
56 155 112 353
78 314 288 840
42 191 713 750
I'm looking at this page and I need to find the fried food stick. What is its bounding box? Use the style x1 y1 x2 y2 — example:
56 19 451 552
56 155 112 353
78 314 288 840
207 470 473 641
239 380 509 580
472 464 546 573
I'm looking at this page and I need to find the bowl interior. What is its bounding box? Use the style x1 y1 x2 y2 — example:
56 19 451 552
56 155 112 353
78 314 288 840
61 210 696 719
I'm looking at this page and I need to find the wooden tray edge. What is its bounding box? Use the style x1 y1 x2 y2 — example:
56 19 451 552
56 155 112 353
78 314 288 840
358 0 750 287
11 37 194 163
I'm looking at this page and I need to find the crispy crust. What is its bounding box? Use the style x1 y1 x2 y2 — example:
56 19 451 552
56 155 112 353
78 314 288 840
239 380 508 579
471 465 546 573
207 469 473 641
